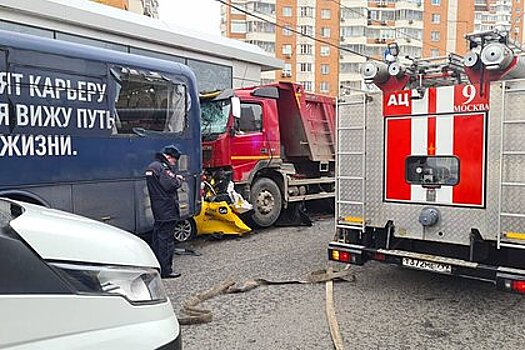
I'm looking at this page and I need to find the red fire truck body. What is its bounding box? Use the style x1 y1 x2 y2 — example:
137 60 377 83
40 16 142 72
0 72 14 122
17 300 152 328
329 32 525 292
201 82 336 227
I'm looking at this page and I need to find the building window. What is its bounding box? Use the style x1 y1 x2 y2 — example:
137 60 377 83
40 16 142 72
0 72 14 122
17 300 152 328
282 44 292 56
248 40 275 53
431 14 440 24
320 82 329 93
301 81 313 91
299 25 314 36
431 0 440 5
431 31 440 41
282 63 292 77
341 26 366 37
321 64 330 75
299 44 313 55
320 27 331 38
299 6 314 17
430 49 440 57
230 21 246 34
321 9 331 19
299 63 312 72
320 45 330 56
283 25 293 36
340 63 361 73
247 21 275 33
230 2 246 15
282 6 292 17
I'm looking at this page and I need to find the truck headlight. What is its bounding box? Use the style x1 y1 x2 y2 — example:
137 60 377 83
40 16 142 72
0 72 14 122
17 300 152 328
50 262 167 304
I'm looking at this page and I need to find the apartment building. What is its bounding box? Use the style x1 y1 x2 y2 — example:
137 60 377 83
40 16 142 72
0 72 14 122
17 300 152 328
93 0 159 18
223 0 524 96
474 0 525 42
221 0 426 95
422 0 474 57
221 0 340 96
339 0 424 93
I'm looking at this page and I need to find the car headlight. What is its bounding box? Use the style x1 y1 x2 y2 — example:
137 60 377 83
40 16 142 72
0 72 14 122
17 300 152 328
50 262 167 304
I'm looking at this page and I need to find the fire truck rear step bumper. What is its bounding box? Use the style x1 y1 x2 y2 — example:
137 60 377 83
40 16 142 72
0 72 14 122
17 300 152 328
328 242 525 293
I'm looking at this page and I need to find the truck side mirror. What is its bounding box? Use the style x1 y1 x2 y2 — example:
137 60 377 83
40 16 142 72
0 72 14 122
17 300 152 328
231 96 241 119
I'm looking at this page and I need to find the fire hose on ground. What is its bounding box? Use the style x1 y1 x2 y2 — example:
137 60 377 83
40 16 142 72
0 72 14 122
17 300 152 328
177 267 354 350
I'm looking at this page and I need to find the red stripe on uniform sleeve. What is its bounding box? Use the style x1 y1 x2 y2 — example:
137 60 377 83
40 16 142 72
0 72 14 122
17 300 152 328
386 118 412 201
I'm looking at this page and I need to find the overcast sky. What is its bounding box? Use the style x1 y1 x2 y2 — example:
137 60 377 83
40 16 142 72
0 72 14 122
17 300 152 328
158 0 221 36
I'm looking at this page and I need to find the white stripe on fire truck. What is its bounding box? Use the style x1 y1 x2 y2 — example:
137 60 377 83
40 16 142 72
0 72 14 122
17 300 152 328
436 85 454 114
411 91 429 202
412 88 429 116
435 86 455 203
435 115 454 203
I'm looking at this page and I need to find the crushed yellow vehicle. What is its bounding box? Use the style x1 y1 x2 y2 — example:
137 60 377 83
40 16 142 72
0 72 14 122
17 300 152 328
194 200 251 236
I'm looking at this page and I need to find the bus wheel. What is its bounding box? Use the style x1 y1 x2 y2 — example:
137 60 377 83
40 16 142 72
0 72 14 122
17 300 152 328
173 219 197 243
251 177 282 228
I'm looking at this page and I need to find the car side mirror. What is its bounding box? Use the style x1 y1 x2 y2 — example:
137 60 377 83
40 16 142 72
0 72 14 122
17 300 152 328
231 96 241 119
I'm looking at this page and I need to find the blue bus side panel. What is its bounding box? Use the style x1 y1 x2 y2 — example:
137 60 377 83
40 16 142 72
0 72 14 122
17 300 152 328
72 180 135 231
0 39 202 234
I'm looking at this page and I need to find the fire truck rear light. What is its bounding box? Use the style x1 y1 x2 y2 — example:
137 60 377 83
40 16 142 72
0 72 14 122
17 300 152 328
339 251 351 263
504 279 512 290
511 280 525 294
373 253 385 261
331 250 340 261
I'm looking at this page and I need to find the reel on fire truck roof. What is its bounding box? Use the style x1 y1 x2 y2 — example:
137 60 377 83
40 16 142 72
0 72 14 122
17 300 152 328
361 29 525 92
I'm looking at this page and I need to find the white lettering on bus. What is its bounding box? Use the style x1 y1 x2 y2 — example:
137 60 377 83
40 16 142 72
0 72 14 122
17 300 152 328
0 103 8 126
77 109 113 129
16 105 72 128
0 134 75 157
26 74 107 103
29 75 41 97
97 83 106 103
0 72 23 96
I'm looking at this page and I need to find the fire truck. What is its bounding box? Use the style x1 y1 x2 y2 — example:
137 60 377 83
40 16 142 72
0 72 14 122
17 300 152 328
200 82 336 227
329 31 525 293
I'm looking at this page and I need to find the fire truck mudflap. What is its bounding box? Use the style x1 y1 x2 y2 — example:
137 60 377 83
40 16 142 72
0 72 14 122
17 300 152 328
330 32 525 294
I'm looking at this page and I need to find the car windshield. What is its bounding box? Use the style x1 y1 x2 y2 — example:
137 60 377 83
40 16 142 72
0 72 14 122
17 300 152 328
201 99 231 136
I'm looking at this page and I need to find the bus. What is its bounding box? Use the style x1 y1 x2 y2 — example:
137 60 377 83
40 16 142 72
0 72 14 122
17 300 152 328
0 29 202 235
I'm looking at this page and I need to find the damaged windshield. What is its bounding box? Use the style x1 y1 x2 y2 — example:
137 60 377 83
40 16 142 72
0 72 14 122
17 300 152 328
201 99 231 136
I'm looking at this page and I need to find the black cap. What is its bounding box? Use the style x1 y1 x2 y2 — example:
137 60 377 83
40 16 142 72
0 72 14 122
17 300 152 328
162 145 182 159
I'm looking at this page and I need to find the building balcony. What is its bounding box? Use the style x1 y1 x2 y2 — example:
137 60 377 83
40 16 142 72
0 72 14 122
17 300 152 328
395 19 423 29
395 0 423 10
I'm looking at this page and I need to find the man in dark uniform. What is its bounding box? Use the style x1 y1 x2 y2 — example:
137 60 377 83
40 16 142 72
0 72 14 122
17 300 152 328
145 145 184 279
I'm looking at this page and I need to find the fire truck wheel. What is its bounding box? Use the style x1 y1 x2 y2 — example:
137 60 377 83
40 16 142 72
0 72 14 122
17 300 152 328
173 218 197 243
251 177 282 227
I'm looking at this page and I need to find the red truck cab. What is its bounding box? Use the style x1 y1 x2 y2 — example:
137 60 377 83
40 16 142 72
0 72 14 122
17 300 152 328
201 82 336 227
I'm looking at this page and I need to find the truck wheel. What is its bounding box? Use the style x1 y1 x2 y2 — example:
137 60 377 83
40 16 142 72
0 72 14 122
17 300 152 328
251 177 282 227
173 218 197 243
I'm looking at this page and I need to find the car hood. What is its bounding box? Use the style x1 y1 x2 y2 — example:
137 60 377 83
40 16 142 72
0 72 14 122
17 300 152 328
8 200 159 268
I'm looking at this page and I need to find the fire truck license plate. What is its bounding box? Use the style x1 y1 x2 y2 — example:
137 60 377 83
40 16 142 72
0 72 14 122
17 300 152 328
402 258 452 274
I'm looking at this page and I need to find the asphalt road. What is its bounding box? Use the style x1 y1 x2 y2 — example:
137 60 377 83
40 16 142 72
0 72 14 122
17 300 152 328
163 218 525 350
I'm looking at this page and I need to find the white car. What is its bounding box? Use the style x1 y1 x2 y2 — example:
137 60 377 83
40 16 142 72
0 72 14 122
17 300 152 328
0 198 181 349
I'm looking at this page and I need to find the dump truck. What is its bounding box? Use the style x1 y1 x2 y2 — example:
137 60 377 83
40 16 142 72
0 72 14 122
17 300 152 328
329 31 525 293
200 82 336 227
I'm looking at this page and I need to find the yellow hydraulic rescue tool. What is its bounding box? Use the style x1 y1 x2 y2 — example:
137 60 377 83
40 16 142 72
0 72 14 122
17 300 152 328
193 179 252 237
